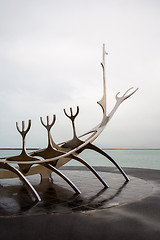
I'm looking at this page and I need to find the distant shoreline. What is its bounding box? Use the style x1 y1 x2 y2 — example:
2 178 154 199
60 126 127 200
0 148 159 150
0 148 40 150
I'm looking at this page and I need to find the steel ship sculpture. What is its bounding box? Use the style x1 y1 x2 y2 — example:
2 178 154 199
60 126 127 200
0 44 138 202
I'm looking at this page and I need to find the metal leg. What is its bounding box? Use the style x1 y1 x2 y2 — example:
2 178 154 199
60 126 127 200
71 155 109 188
0 163 41 202
42 163 81 194
86 143 130 181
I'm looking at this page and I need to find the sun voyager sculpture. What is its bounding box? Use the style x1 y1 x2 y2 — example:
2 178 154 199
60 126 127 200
0 44 138 202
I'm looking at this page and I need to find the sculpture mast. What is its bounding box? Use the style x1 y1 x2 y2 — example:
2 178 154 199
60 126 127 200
97 43 107 120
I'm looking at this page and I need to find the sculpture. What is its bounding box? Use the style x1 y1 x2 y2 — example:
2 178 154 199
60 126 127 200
0 44 138 202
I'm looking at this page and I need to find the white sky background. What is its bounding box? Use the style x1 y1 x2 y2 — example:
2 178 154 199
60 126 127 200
0 0 160 148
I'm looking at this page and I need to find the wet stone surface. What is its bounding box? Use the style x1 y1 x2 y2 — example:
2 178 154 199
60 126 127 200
0 169 154 216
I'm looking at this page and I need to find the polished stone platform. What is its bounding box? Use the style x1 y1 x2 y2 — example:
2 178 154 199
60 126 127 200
0 167 153 216
0 167 160 240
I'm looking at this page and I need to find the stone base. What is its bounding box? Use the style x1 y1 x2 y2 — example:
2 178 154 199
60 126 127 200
0 167 154 216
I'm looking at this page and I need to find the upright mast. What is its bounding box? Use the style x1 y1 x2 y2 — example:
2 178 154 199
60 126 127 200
97 43 107 119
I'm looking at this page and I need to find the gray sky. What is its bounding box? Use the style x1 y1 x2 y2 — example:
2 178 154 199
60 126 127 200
0 0 160 148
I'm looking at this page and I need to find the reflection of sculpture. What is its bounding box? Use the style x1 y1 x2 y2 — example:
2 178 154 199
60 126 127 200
0 44 138 202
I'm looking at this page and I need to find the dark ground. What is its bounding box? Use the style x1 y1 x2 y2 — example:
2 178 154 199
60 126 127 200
0 167 160 240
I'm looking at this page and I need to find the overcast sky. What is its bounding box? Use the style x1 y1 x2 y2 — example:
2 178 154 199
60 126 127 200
0 0 160 149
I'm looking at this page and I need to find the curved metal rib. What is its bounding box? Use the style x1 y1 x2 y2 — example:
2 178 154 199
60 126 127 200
43 163 81 194
0 163 41 202
70 155 109 188
85 143 130 181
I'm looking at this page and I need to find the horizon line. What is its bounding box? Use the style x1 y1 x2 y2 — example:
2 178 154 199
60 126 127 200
0 147 159 150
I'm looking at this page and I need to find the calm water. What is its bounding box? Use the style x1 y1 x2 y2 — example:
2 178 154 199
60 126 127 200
0 149 160 170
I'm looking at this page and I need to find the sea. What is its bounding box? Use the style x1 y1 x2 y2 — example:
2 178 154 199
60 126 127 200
0 149 160 170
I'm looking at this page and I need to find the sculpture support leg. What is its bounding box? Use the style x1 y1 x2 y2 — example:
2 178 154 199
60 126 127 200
71 155 109 188
0 163 41 202
42 163 81 194
85 143 130 182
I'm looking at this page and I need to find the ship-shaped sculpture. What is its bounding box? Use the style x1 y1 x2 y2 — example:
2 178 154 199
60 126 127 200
0 44 138 202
